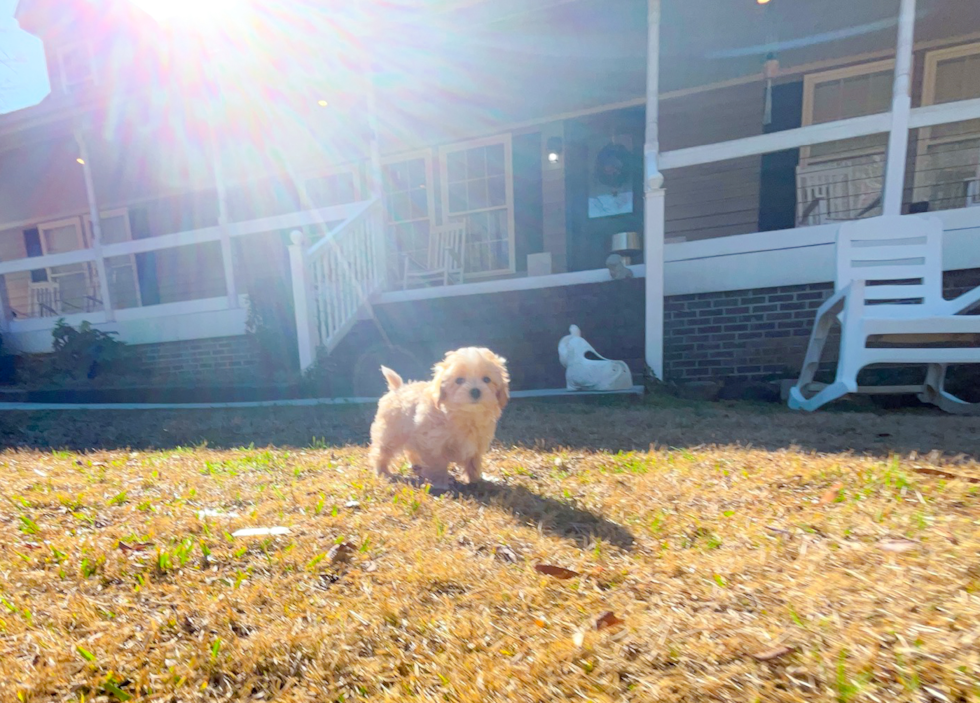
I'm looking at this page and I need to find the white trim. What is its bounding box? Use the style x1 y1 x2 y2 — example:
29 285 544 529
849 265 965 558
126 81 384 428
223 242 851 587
799 59 895 166
660 112 891 170
82 207 143 309
0 385 645 411
660 99 980 171
0 203 366 277
376 207 980 304
380 148 437 265
882 0 917 216
437 134 516 276
377 264 646 304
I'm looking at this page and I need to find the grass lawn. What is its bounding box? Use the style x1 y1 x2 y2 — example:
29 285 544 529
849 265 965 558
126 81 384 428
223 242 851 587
0 397 979 702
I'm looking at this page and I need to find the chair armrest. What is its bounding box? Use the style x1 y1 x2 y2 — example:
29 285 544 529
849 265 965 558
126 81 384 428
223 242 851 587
402 252 428 274
813 282 854 321
943 285 980 315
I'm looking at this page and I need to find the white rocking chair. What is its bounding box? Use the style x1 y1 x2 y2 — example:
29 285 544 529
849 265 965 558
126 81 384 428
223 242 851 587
402 221 466 289
788 215 980 414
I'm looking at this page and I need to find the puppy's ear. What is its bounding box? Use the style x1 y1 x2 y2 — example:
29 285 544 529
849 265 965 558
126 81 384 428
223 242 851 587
430 352 454 406
479 348 510 410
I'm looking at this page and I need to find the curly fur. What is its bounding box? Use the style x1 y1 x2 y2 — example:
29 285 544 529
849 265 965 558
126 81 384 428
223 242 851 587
368 347 510 489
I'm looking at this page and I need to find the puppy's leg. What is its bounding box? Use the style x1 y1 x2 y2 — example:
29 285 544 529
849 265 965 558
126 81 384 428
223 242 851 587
369 444 394 479
463 455 483 484
417 461 451 491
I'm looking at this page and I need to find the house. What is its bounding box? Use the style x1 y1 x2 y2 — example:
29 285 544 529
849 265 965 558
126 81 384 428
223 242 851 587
0 0 978 397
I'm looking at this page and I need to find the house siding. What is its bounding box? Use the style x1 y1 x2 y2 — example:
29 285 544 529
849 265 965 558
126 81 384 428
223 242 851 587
660 81 764 242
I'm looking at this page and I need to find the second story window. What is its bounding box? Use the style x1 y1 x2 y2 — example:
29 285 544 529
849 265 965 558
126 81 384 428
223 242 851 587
58 43 96 93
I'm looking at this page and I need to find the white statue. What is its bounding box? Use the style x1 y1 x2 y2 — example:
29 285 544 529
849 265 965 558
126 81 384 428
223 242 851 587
558 325 633 391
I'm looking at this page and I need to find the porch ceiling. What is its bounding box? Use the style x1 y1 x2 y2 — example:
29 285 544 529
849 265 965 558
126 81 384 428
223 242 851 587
375 0 979 150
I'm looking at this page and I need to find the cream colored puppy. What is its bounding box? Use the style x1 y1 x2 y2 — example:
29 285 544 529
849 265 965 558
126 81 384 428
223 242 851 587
369 347 510 489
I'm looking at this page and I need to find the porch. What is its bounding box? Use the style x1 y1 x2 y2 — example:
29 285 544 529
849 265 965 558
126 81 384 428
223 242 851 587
0 0 978 395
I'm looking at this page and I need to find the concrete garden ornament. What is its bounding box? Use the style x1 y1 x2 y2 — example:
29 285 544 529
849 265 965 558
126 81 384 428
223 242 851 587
558 325 633 391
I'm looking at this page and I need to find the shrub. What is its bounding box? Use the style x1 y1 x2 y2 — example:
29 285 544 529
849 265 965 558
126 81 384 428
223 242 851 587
48 319 134 381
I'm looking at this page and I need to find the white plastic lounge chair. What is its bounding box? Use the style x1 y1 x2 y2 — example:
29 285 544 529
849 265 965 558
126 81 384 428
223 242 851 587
788 214 980 414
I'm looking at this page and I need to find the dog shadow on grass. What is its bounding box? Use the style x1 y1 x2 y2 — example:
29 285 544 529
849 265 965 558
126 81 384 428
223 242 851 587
389 475 635 550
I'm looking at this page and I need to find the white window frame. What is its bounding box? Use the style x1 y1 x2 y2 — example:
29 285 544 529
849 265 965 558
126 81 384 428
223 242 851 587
34 216 97 314
913 42 980 207
800 59 895 166
57 42 97 93
380 149 436 263
83 208 143 309
437 134 516 277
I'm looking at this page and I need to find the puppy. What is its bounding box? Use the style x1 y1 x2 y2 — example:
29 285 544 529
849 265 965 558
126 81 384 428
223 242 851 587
369 347 509 489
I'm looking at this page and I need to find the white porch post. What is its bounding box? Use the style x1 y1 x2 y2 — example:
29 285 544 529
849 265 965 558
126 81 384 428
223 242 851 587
288 230 316 370
644 0 665 380
74 129 114 322
882 0 917 215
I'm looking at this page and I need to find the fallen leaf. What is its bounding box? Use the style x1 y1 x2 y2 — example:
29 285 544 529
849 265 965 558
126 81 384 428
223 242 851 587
328 542 355 564
751 645 794 661
911 467 980 484
596 611 624 630
572 630 585 647
344 501 361 509
117 541 153 552
819 482 844 505
879 538 918 553
231 527 290 538
534 564 580 579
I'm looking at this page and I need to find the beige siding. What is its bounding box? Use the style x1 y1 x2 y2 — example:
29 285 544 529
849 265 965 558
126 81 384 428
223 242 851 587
660 82 764 242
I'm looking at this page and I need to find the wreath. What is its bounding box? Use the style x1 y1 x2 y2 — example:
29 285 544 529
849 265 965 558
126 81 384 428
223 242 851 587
593 143 633 189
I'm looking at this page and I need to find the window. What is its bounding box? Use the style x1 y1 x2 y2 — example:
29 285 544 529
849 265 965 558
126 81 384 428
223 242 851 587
913 42 980 211
801 60 894 164
439 136 514 275
34 217 99 314
306 168 361 208
58 43 96 93
382 152 433 279
85 210 142 309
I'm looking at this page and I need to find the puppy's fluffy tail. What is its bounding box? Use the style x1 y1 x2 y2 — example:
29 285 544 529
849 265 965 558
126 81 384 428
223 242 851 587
380 366 403 391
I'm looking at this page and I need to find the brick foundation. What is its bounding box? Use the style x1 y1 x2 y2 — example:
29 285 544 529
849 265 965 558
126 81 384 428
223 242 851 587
134 335 260 382
129 267 980 390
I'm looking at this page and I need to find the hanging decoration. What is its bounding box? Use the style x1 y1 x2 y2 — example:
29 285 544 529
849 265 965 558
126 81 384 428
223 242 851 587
761 0 779 127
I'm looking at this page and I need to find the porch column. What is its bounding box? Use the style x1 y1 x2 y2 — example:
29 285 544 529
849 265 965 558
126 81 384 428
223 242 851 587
643 0 665 380
74 129 114 322
288 230 316 370
882 0 917 215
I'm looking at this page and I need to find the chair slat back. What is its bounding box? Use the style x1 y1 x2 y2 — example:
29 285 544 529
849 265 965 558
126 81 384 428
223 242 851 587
836 215 944 310
428 221 465 272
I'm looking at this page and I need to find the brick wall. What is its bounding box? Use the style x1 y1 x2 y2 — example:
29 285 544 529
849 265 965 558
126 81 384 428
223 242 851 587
664 283 834 382
134 335 260 382
663 267 980 382
129 266 980 390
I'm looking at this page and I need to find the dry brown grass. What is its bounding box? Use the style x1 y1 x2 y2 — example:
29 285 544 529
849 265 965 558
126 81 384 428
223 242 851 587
1 399 979 702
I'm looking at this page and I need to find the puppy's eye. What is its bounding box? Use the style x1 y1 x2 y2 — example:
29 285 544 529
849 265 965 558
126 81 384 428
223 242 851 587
455 377 465 385
482 377 491 384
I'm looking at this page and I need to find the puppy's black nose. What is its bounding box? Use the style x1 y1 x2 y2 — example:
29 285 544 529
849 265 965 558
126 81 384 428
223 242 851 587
470 387 481 400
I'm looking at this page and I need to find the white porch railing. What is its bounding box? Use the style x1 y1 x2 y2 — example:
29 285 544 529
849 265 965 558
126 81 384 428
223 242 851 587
0 202 365 350
289 197 386 370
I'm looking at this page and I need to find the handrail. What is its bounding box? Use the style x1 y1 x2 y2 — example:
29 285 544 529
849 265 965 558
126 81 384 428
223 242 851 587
305 198 377 260
0 202 367 277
